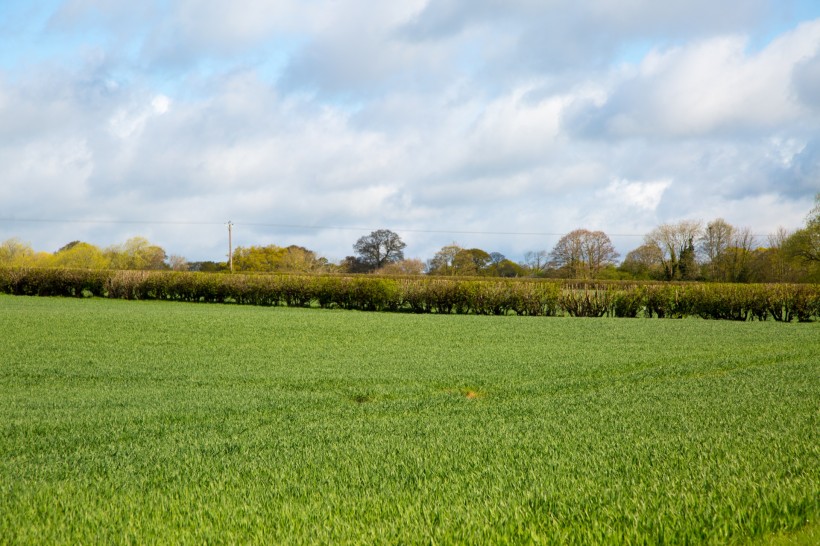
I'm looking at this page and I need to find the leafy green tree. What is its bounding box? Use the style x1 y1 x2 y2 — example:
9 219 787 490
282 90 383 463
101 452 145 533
777 194 820 282
678 238 699 281
489 252 505 265
189 261 228 273
494 259 525 277
353 229 406 272
427 245 491 276
340 256 372 274
457 248 492 275
785 194 820 264
749 226 810 283
485 252 517 277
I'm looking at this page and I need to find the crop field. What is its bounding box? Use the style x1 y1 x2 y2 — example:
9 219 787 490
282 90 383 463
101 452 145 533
0 295 818 544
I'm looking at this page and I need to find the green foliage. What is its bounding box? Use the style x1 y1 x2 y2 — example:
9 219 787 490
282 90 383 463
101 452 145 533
491 258 526 278
0 297 817 543
1 268 819 321
52 242 110 269
353 229 406 271
687 284 767 321
612 286 645 317
0 238 35 266
765 284 820 323
644 284 691 318
619 242 665 280
559 286 612 317
105 237 168 270
0 268 107 297
232 244 326 273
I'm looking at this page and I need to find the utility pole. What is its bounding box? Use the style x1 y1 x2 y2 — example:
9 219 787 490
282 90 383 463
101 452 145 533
227 221 234 273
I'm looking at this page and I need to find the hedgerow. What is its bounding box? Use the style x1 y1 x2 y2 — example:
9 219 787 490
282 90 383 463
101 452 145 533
1 267 818 321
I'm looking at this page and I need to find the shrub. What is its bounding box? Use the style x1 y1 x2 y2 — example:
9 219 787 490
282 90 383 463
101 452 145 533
1 267 818 321
559 286 612 317
612 287 644 318
645 285 689 318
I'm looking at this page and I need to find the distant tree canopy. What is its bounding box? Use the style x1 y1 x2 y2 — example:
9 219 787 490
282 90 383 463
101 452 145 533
374 258 426 276
0 238 39 267
644 220 703 281
232 244 327 273
0 236 173 271
2 195 818 283
785 194 820 264
53 241 109 270
491 259 526 278
352 229 406 272
106 237 168 270
548 229 619 279
614 197 819 283
426 244 512 276
188 261 229 273
620 243 664 280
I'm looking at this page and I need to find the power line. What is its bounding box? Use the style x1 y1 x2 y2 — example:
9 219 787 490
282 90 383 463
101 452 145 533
240 221 650 237
0 218 222 226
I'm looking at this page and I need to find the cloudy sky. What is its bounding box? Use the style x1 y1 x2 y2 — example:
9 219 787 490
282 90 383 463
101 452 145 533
1 0 819 263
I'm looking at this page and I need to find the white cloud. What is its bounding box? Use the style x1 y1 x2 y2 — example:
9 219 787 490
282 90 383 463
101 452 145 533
569 19 820 138
0 137 93 207
151 95 170 114
107 95 170 139
0 1 818 262
602 179 672 211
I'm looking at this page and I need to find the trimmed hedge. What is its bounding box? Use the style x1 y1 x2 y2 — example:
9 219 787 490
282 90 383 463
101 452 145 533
1 268 819 321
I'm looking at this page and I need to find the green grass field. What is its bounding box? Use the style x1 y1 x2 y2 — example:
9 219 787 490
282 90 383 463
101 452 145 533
1 295 818 544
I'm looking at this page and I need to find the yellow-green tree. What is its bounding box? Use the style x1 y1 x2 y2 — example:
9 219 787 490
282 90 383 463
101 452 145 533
780 193 820 282
428 245 497 276
105 237 168 270
53 241 110 269
375 258 426 276
0 238 34 266
0 238 51 267
427 244 461 275
232 244 326 273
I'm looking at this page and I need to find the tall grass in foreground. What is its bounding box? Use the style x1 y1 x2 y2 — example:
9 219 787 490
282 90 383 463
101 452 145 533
0 295 818 544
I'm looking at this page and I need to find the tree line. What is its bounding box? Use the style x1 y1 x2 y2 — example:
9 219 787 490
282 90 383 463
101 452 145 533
2 195 818 283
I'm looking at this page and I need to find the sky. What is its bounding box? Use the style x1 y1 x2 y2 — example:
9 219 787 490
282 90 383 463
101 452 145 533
1 0 819 264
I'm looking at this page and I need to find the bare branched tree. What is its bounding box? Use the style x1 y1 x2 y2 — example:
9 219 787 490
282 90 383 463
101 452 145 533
645 220 703 280
698 219 734 280
549 229 619 279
